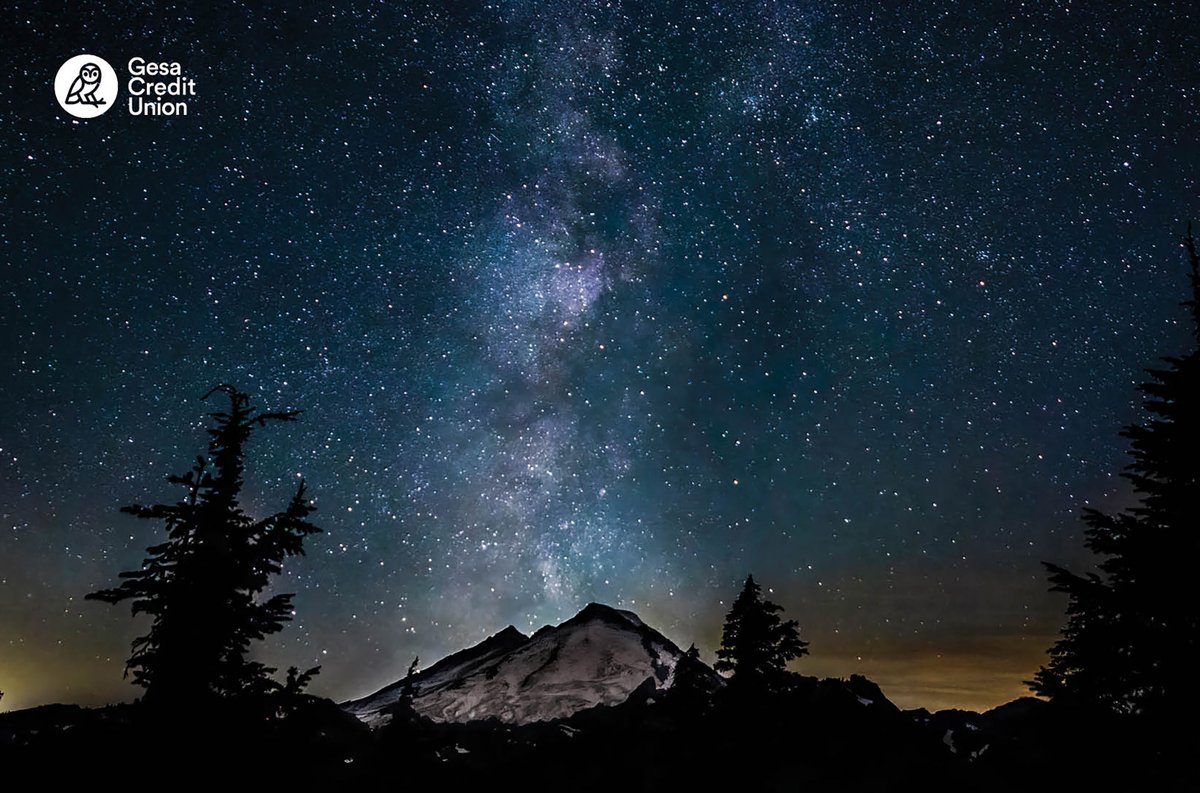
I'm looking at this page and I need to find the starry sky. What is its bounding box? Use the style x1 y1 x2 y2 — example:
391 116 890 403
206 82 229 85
2 1 1198 714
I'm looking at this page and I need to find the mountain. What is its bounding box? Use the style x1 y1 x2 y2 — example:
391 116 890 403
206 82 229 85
343 602 711 725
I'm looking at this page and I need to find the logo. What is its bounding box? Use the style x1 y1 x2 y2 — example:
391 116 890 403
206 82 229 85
55 54 118 118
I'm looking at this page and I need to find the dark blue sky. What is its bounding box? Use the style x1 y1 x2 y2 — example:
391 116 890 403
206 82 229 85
2 1 1198 712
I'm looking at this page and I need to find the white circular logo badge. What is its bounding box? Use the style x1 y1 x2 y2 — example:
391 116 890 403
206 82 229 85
55 54 118 118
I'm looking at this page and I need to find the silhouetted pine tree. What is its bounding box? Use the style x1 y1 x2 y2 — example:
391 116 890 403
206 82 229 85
383 656 421 723
663 643 717 716
715 575 808 690
1033 228 1200 726
87 385 321 711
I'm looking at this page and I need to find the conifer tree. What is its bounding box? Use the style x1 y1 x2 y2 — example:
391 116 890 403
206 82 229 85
87 385 321 709
715 575 808 688
385 656 421 721
1033 228 1200 723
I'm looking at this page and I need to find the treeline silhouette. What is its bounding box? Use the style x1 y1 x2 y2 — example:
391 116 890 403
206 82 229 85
3 228 1199 789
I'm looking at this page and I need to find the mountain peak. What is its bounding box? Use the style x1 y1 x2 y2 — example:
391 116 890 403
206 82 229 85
494 624 527 641
567 601 643 627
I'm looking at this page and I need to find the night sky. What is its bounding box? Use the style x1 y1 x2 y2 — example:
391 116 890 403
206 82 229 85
2 2 1198 714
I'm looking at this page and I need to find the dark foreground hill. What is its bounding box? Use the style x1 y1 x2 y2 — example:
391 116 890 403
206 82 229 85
0 604 1190 790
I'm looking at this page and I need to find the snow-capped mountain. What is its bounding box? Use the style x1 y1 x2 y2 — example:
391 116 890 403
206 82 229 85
344 602 705 725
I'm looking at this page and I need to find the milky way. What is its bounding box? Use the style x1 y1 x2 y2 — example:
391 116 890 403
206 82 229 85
2 2 1198 712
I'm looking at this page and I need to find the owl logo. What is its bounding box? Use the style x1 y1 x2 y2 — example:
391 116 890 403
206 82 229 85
65 62 105 106
54 54 117 118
